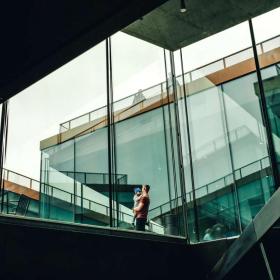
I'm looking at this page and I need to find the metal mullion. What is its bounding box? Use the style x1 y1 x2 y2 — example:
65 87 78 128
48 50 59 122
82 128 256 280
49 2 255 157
109 37 119 228
73 139 77 223
106 38 113 227
0 101 9 213
169 51 189 239
179 48 198 242
39 152 43 217
163 49 179 216
0 103 6 213
81 183 84 223
161 78 173 211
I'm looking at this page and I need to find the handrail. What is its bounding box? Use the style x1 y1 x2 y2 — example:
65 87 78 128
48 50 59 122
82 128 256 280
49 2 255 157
149 155 271 215
3 168 40 189
2 167 131 219
1 168 164 232
59 170 128 186
43 182 135 220
60 170 127 178
2 152 271 219
59 34 280 132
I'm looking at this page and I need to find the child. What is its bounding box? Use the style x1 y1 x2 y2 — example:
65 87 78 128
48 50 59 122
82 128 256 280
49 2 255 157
132 187 142 227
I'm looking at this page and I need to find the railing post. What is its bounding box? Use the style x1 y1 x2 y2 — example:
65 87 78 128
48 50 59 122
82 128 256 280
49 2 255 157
260 43 264 54
222 58 226 68
189 71 193 82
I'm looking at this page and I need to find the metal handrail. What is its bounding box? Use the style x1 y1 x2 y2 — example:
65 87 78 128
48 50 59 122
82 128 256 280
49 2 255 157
59 170 127 178
149 155 271 215
42 182 135 219
3 168 40 190
59 34 280 132
2 167 133 220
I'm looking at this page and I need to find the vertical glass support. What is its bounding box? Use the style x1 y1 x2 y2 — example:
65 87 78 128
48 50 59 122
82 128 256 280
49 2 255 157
179 48 199 242
161 82 173 211
106 38 114 227
0 100 9 213
106 37 119 227
73 139 77 222
39 152 43 217
249 19 280 189
169 51 189 238
109 36 118 228
163 49 180 230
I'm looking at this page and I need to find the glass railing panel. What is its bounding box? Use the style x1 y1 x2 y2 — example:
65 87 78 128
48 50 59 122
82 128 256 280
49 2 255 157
191 60 224 81
225 174 234 186
142 83 162 100
7 172 31 189
114 95 135 113
60 122 70 133
207 178 226 194
262 36 280 52
31 180 40 191
242 161 262 177
51 186 72 204
85 173 104 185
225 48 254 67
89 106 107 123
71 114 90 129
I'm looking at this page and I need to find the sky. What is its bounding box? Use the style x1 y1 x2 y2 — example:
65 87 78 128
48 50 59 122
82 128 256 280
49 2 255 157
4 7 280 183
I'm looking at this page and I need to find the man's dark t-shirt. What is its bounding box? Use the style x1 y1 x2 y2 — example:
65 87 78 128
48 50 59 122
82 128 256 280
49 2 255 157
136 195 150 219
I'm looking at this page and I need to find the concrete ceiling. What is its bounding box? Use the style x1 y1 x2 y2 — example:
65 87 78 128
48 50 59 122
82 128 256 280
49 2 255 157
123 0 280 51
0 0 168 102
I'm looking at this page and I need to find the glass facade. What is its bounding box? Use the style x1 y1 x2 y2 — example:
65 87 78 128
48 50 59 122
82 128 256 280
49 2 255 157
2 6 280 244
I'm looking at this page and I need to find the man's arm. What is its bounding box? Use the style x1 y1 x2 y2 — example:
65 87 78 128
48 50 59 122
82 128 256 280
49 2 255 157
133 201 144 212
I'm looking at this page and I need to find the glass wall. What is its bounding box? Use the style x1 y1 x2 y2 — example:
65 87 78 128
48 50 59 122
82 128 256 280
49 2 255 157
39 41 108 226
39 18 280 241
40 140 75 222
172 20 276 242
253 8 280 181
222 72 274 227
2 6 280 243
111 32 184 236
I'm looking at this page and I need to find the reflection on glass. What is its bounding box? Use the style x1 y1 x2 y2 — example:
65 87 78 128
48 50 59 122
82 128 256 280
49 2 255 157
19 12 280 242
40 140 75 222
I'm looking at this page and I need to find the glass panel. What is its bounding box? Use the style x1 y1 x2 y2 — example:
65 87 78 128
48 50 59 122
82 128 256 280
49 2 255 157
111 32 184 236
223 70 273 229
179 22 255 242
7 40 108 224
253 8 280 190
75 127 110 227
40 140 75 222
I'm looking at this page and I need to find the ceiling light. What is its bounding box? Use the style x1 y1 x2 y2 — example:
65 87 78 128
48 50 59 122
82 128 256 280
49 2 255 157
180 0 187 13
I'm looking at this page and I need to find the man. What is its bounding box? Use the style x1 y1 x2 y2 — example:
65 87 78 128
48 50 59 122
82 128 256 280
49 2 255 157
133 184 150 232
